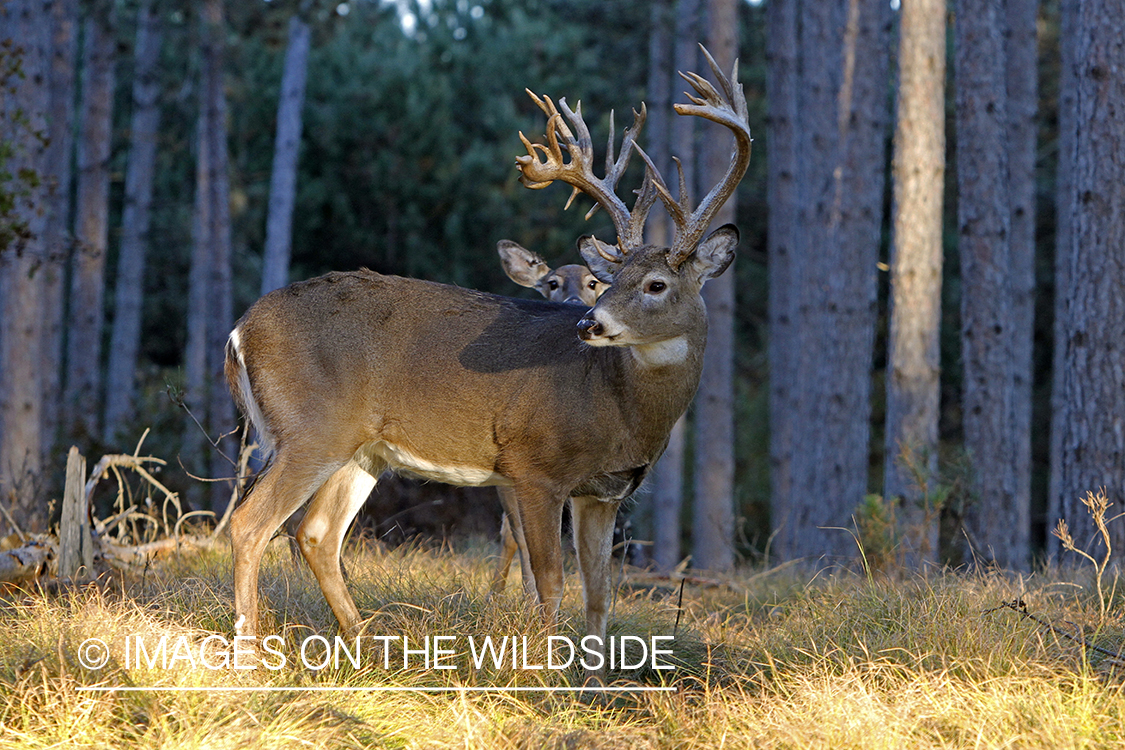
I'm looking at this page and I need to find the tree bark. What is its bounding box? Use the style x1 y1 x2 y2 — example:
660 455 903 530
0 0 53 531
650 0 700 571
104 0 163 441
691 0 739 572
643 0 673 570
260 13 310 296
1005 0 1038 553
184 0 234 510
780 0 891 560
40 0 78 459
183 51 212 475
1048 0 1077 559
884 0 947 566
954 0 1028 568
66 5 117 442
766 0 798 562
1050 0 1125 558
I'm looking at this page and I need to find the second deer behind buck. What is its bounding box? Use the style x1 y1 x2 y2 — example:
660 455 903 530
493 240 621 595
497 239 608 307
225 47 750 668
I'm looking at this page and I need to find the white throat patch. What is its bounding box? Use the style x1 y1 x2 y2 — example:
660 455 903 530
631 336 690 367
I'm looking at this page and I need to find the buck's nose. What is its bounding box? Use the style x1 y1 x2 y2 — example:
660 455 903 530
577 315 604 340
563 294 584 306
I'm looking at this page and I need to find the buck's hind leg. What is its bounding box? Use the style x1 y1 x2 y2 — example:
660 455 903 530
571 496 619 661
488 506 518 596
231 456 338 638
491 486 537 600
296 459 381 636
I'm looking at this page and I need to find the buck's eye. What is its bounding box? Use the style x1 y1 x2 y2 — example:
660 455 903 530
548 279 559 290
645 280 667 294
587 280 598 290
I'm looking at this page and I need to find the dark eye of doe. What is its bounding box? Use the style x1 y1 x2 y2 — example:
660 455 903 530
548 280 559 290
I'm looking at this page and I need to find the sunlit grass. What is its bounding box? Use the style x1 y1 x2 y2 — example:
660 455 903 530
2 534 1125 748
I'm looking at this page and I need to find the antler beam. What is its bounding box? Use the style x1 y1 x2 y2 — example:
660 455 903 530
635 45 752 268
516 94 651 255
516 44 749 267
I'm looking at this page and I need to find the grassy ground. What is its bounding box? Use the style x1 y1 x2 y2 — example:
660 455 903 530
2 535 1124 749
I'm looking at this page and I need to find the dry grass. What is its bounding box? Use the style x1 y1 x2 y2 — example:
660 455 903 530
2 534 1124 748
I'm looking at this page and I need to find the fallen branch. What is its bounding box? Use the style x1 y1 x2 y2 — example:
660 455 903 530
100 534 215 570
986 598 1125 661
0 538 54 584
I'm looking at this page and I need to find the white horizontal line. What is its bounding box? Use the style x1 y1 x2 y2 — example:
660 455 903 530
77 685 677 693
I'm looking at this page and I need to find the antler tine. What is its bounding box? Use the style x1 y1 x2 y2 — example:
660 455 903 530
657 45 752 268
516 89 649 256
586 104 647 222
669 48 752 266
632 143 688 226
622 162 660 249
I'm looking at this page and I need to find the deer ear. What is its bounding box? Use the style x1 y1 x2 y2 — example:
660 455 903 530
497 240 550 288
683 224 738 283
577 236 622 284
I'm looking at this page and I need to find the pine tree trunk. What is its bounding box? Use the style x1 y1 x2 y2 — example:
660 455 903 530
1047 0 1077 559
0 0 53 530
206 27 235 512
1050 0 1125 558
766 0 798 561
642 0 673 570
884 0 947 566
183 0 234 510
782 0 891 560
40 0 78 459
650 0 700 570
1005 0 1038 552
184 0 218 506
66 6 117 442
260 14 310 296
184 67 212 482
104 0 163 441
954 0 1028 568
691 0 739 573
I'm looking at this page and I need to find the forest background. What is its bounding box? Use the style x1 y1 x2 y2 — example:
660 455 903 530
1 0 1120 575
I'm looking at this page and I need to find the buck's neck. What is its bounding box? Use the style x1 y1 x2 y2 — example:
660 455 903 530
605 319 708 442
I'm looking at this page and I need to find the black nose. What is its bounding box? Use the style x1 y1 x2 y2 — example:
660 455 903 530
564 295 583 306
577 316 603 340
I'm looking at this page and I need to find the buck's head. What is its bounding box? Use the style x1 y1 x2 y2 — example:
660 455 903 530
575 225 738 348
516 45 750 357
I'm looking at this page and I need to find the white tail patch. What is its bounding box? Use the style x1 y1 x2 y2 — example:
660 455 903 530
228 328 276 456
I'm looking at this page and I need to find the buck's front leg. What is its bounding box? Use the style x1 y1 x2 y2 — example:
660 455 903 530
570 495 619 666
513 485 566 627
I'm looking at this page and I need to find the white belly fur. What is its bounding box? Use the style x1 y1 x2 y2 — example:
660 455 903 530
360 441 509 487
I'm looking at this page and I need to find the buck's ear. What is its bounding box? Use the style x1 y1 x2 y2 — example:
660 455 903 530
684 224 738 283
497 240 550 288
577 235 622 284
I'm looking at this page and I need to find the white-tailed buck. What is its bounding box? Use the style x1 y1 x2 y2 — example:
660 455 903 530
225 47 751 662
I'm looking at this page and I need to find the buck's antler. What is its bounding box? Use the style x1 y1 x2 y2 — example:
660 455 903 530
635 45 752 268
516 93 656 258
